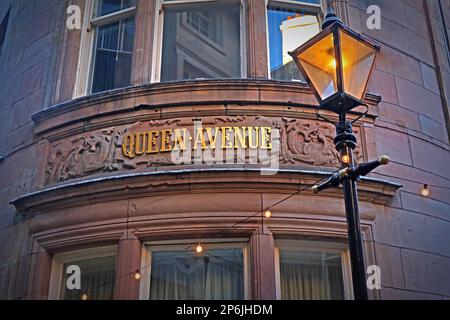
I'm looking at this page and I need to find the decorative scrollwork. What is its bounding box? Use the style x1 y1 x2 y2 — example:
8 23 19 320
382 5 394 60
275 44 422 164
46 129 121 183
279 118 363 166
44 116 365 185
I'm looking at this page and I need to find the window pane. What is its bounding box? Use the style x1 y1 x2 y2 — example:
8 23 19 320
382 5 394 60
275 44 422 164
268 7 320 81
150 249 244 300
297 32 338 100
91 17 135 93
61 255 116 300
340 29 377 100
279 250 345 300
94 0 136 17
160 3 241 81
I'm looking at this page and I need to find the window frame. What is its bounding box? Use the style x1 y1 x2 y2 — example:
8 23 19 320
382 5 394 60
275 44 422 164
74 0 138 98
152 0 247 83
274 239 354 300
265 0 323 82
139 238 250 300
48 245 118 300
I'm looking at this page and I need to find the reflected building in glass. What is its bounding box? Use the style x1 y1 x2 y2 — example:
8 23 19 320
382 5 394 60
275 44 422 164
161 2 242 81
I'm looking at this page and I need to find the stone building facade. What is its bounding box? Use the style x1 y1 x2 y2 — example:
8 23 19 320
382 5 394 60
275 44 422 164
0 0 449 300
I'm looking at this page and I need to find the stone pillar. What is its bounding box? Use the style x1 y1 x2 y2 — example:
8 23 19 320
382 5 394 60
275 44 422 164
114 233 141 300
26 243 52 300
131 0 157 85
250 226 277 300
246 0 269 78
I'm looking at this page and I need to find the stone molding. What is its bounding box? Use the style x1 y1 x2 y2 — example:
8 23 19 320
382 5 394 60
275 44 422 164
11 168 401 215
32 80 381 137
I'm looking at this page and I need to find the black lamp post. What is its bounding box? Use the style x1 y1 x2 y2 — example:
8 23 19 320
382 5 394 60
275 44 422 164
289 8 390 300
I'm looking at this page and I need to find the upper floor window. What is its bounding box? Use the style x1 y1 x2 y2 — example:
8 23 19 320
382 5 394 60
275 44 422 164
71 0 323 98
156 0 243 82
267 0 321 82
90 0 136 93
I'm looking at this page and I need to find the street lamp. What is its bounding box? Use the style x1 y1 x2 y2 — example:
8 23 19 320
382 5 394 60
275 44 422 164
290 7 389 300
289 8 379 114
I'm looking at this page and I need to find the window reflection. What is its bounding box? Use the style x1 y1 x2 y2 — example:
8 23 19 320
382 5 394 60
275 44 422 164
160 3 241 82
268 6 320 81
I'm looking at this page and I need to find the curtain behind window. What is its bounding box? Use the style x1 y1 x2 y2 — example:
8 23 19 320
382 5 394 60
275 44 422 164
62 255 116 300
150 249 244 300
279 250 345 300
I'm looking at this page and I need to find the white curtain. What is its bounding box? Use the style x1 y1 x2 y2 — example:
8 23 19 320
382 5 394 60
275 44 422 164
280 251 344 300
150 249 244 300
63 256 116 300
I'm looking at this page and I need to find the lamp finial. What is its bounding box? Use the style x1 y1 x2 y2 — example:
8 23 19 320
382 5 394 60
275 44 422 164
322 5 342 30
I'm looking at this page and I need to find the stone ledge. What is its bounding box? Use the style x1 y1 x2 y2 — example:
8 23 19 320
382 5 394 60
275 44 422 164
31 79 382 136
11 168 401 215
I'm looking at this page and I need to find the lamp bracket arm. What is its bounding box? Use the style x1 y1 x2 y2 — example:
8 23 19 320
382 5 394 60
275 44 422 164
350 103 369 124
315 108 338 126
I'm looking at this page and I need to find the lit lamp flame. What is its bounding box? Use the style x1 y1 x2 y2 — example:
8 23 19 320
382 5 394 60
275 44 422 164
330 59 337 69
341 154 350 164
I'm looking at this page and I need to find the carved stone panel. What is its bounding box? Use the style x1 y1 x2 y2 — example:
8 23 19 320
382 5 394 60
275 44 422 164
44 116 365 185
278 118 363 166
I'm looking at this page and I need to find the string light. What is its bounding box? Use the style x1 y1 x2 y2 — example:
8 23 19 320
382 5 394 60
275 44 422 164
263 210 272 219
134 271 141 280
195 243 204 254
421 184 430 197
80 293 88 300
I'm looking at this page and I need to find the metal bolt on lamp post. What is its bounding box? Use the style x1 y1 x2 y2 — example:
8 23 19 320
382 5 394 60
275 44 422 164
289 7 390 300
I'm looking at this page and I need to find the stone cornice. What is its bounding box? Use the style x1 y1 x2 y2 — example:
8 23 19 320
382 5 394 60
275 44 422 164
11 168 401 215
31 79 381 136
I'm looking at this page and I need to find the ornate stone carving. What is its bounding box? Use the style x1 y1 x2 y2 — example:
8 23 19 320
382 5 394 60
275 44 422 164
46 128 124 183
278 118 363 166
45 116 365 185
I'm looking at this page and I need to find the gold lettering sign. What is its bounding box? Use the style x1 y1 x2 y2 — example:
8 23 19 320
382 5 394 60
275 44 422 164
122 126 272 159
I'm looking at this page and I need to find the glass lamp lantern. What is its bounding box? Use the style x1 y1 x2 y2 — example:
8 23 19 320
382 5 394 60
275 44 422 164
289 11 380 114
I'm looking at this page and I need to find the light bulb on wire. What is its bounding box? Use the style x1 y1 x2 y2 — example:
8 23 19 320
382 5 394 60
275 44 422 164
421 184 430 197
195 243 204 254
81 293 88 300
264 210 272 219
134 271 141 280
